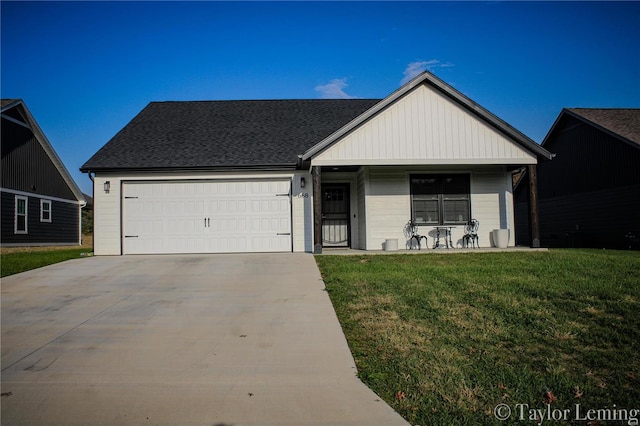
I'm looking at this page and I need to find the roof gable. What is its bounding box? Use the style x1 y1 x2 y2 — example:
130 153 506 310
1 99 85 203
303 71 553 162
81 99 379 172
309 83 540 166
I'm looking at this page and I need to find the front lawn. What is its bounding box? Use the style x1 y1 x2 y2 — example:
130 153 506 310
1 248 89 277
316 250 640 425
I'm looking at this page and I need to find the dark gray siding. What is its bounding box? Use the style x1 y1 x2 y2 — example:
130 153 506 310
1 191 80 245
539 185 640 249
515 112 640 249
1 119 76 200
538 116 640 196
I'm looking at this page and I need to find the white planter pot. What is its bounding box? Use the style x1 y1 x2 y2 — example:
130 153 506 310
384 239 398 251
492 229 509 248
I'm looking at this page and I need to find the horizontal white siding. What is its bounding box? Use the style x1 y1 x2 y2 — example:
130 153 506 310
291 172 312 252
366 170 411 250
360 167 514 250
470 172 514 247
93 176 122 255
313 84 536 166
357 168 367 250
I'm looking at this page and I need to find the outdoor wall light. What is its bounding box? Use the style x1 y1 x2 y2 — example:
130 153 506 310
300 177 306 188
104 181 111 194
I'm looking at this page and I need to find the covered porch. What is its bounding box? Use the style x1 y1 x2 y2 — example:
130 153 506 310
300 72 552 254
310 164 541 254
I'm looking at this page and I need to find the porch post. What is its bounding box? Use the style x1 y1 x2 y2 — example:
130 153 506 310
528 164 541 248
312 166 323 254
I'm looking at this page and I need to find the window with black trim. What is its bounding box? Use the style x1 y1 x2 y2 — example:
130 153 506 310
15 195 28 234
411 174 470 225
41 199 52 222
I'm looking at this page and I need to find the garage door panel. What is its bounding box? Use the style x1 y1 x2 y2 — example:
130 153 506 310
123 180 291 254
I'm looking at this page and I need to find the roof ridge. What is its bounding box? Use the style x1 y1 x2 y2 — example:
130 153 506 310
149 99 382 104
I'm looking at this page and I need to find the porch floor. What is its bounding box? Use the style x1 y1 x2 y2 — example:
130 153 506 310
317 246 548 255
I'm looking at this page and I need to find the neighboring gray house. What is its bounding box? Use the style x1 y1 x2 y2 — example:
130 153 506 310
81 71 552 255
1 99 86 246
515 108 640 249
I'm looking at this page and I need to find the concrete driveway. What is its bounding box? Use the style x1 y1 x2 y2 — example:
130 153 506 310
1 254 408 426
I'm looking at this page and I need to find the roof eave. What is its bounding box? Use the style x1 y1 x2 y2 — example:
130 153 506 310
80 163 299 174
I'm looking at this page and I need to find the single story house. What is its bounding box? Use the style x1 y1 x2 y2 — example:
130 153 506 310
1 99 86 246
81 71 553 255
515 108 640 249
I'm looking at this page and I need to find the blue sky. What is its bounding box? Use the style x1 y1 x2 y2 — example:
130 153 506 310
2 1 639 195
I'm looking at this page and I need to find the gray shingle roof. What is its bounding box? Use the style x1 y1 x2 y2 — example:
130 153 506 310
567 108 640 147
81 99 380 171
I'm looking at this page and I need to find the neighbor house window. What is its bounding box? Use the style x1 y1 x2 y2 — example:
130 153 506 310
411 174 470 225
41 199 52 222
15 195 28 234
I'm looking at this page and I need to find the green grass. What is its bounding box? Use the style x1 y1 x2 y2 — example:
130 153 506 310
1 248 89 277
316 250 640 425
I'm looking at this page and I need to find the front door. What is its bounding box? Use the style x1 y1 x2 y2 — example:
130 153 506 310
321 183 350 247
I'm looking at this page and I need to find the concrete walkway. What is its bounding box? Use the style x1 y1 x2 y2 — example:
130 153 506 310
1 254 408 426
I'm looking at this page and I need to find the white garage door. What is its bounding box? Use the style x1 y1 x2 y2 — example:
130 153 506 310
122 180 292 254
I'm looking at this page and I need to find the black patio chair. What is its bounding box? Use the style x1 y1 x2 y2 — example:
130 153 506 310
404 220 428 250
462 219 480 248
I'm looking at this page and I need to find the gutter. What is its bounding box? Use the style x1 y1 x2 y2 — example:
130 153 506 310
79 163 299 174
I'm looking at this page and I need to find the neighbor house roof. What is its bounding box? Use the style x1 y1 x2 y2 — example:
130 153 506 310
1 99 19 109
561 108 640 148
1 99 86 204
542 108 640 152
80 99 380 172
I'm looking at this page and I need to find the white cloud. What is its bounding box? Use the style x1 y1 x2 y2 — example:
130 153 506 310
314 78 358 99
401 60 454 85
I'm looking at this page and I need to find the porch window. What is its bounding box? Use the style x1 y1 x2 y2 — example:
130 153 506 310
15 195 28 234
41 199 52 222
411 174 470 225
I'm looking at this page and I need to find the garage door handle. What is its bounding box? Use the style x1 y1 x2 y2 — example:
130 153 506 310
277 233 291 236
125 235 139 238
275 193 290 196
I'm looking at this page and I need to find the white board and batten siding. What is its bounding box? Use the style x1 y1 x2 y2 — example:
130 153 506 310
312 84 537 166
92 174 310 255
